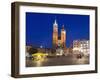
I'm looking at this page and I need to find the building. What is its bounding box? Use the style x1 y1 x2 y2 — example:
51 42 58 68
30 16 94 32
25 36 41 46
26 45 33 58
53 19 58 48
63 48 73 56
26 45 32 52
73 40 89 56
80 40 89 56
61 25 66 48
52 19 66 48
58 36 61 48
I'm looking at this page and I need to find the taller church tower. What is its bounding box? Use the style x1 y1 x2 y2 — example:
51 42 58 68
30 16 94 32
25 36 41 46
53 19 58 48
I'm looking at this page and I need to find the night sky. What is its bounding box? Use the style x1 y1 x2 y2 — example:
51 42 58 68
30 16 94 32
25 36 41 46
26 12 89 48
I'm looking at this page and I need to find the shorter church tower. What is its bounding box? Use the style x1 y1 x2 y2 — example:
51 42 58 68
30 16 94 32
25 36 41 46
61 25 66 48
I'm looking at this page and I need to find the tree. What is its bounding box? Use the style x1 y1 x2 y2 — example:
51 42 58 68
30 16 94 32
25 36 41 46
28 47 38 54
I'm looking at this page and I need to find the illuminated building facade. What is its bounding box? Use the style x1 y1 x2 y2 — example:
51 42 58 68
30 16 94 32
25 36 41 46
73 40 89 56
52 19 66 48
73 40 80 54
53 19 58 48
80 40 89 56
61 25 66 48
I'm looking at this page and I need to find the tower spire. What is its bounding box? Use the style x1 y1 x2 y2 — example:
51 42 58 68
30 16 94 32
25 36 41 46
54 19 58 26
54 19 57 24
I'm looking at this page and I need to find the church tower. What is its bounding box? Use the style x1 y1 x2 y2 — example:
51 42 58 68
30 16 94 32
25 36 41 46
53 19 58 48
61 25 66 48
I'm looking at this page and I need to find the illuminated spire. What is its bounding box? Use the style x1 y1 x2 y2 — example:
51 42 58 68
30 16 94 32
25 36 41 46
53 19 58 26
54 19 57 24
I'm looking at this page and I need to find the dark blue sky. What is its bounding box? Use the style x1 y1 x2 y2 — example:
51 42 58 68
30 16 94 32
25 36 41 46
26 12 89 48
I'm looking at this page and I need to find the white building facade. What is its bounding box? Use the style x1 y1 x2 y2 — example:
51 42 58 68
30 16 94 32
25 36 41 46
73 40 89 56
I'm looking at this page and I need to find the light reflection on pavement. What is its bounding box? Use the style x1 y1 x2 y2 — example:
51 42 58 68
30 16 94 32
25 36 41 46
26 55 89 67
